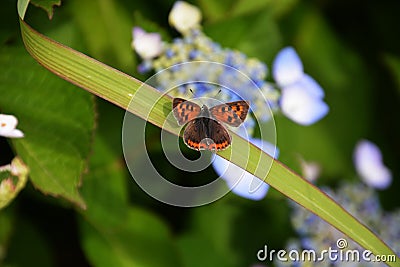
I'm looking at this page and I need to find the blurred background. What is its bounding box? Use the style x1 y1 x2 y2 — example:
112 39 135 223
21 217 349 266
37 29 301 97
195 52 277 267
0 0 399 266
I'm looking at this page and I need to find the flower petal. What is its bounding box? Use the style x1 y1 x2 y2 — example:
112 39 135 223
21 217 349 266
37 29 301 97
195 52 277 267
280 86 329 126
272 47 304 87
353 140 392 189
0 114 24 138
298 74 325 99
0 129 24 138
168 1 202 34
0 114 18 132
132 27 163 59
212 155 269 200
212 138 278 200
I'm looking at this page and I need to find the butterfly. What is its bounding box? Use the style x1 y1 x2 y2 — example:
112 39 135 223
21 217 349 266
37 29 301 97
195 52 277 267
172 98 250 151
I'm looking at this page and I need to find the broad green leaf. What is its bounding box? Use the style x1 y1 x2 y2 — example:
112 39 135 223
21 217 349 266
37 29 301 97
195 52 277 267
178 197 292 267
177 234 235 267
197 0 235 22
67 0 135 73
177 201 240 267
80 122 129 228
199 0 298 22
80 207 181 267
0 45 95 209
228 0 298 19
204 10 281 62
17 1 400 265
384 53 400 94
31 0 61 19
3 218 53 267
0 208 14 266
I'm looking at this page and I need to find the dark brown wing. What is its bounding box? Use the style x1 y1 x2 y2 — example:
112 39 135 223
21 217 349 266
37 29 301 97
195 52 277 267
209 100 249 127
183 117 231 151
173 98 201 125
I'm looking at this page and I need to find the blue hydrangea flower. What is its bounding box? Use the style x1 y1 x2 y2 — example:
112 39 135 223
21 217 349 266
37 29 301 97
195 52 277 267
272 47 329 125
212 137 279 201
276 183 399 266
353 140 392 189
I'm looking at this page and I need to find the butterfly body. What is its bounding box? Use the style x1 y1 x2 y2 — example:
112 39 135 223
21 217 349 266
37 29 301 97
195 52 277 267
173 98 249 151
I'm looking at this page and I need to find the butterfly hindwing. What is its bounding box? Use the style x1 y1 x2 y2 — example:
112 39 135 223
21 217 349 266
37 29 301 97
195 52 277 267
205 119 231 151
173 98 202 125
183 117 231 151
209 100 249 127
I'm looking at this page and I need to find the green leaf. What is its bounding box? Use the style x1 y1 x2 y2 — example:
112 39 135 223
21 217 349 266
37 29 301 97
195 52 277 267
17 0 30 20
204 10 282 62
31 0 61 19
80 125 129 228
3 218 53 267
67 0 135 73
384 53 400 94
17 1 400 265
0 208 14 265
228 0 298 18
0 46 95 209
178 197 292 267
177 202 240 267
80 207 181 267
199 0 298 22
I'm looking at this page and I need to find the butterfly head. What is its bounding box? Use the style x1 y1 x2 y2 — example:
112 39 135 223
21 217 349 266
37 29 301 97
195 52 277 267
200 104 210 117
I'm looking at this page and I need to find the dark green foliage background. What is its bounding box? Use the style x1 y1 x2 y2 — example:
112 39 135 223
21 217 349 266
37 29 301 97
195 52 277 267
0 0 399 266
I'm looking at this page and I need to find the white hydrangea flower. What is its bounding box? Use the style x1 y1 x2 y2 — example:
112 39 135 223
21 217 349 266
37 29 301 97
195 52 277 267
168 1 202 34
131 27 163 59
0 114 24 138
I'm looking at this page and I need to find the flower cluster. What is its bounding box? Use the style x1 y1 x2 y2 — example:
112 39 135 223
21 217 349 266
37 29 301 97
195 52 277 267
131 1 329 200
276 141 397 266
275 183 399 267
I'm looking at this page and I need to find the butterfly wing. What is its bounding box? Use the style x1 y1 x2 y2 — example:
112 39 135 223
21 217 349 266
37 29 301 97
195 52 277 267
173 98 202 125
183 118 231 151
209 100 250 127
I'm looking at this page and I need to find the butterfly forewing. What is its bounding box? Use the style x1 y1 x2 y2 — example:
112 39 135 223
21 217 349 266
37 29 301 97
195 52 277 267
209 100 250 127
173 98 202 125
